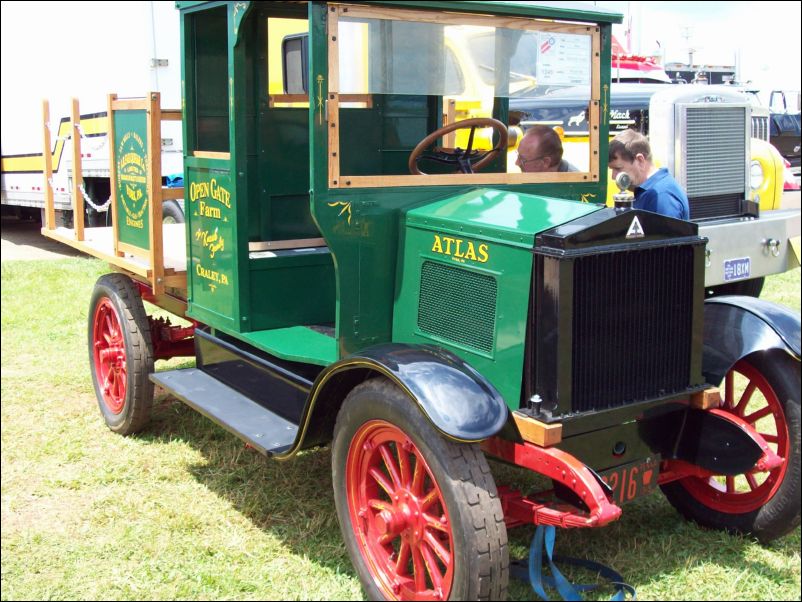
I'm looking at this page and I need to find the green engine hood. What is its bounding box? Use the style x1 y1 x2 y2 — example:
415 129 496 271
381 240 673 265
405 188 602 248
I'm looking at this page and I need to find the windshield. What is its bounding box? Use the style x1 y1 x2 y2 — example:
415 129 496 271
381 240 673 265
338 19 592 99
330 4 601 188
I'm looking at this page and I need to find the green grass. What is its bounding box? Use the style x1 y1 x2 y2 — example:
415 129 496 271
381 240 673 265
1 258 800 600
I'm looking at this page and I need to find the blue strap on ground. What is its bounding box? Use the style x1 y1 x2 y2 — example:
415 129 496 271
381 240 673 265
510 525 636 601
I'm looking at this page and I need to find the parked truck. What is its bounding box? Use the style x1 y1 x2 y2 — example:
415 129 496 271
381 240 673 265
32 2 801 600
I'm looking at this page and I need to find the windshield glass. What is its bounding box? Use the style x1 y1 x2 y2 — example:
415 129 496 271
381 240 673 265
338 19 592 99
330 5 601 188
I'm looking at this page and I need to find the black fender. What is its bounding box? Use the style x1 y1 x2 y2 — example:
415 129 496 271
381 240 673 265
703 295 801 385
295 344 509 448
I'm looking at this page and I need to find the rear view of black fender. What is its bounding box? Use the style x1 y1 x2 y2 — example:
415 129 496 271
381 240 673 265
297 344 509 448
703 296 801 385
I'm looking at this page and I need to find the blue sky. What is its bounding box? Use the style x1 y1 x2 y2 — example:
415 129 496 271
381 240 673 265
594 1 801 99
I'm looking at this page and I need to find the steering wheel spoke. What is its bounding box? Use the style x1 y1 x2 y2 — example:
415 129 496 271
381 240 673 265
409 118 508 175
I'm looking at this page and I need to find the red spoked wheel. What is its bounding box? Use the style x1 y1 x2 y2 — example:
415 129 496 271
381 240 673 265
333 379 508 600
680 360 789 514
88 274 154 435
661 351 800 543
92 298 127 415
347 420 454 601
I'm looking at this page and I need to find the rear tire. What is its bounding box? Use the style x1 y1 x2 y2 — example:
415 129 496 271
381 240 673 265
162 199 184 224
661 351 800 543
88 273 154 435
332 378 509 600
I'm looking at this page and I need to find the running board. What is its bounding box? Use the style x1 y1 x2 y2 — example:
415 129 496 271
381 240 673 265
151 368 298 455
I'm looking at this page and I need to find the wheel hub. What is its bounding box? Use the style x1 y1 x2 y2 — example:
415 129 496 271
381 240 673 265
92 298 127 415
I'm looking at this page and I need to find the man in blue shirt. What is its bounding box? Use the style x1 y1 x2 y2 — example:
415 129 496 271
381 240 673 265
608 130 690 220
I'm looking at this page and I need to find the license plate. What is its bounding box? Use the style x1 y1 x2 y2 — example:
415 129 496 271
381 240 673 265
600 456 660 504
723 257 751 281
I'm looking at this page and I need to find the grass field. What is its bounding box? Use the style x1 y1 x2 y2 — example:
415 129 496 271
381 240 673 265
1 257 800 601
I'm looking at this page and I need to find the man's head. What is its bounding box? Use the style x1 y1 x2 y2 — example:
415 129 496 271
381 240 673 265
608 129 655 190
516 125 564 172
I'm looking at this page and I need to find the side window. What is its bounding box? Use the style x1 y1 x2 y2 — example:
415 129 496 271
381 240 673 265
191 6 229 153
282 34 308 94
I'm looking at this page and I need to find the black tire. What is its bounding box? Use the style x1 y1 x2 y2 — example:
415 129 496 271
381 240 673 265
162 199 184 224
661 350 800 543
88 273 154 435
332 378 509 601
706 276 765 298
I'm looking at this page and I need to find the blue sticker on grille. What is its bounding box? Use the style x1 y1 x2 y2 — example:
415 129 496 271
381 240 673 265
723 257 751 281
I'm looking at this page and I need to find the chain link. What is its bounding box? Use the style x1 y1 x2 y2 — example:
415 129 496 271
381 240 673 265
75 123 108 152
78 183 111 212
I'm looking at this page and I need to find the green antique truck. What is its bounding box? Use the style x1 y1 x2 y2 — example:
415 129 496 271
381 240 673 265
43 1 800 599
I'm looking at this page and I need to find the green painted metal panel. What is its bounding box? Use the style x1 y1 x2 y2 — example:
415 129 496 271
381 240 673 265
186 163 238 328
406 188 602 248
393 222 533 408
240 326 338 366
249 251 336 330
113 110 150 250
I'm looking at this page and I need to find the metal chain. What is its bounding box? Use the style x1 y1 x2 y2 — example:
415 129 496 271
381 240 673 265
78 183 111 212
75 123 108 152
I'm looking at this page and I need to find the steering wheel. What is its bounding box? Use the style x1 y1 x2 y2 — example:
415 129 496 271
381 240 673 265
408 117 508 175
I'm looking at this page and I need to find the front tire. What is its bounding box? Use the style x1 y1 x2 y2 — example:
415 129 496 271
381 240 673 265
332 378 508 600
88 273 154 435
661 351 800 543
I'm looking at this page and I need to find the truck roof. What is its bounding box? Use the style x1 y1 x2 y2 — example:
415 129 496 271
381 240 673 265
175 1 623 24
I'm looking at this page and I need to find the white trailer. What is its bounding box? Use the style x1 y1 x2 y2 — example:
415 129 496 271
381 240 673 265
0 1 183 224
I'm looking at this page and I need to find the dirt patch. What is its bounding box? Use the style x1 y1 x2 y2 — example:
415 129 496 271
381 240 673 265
1 217 83 261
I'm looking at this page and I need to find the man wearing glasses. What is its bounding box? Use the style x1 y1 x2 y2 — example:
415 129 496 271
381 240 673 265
515 124 579 173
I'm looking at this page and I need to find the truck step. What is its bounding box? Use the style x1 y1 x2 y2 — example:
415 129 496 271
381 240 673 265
151 368 298 455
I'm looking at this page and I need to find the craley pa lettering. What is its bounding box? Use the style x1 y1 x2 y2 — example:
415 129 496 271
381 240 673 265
431 234 489 263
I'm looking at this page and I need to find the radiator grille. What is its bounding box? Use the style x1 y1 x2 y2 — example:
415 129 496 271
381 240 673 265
570 245 695 413
689 193 743 220
418 261 497 354
684 106 747 197
752 115 769 141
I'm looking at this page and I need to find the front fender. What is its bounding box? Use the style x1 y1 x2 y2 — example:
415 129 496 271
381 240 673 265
703 296 801 385
311 344 509 443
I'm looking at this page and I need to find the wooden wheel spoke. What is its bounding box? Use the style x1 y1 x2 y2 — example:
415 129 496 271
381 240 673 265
423 530 451 566
733 382 756 416
395 541 411 576
744 405 772 424
423 512 448 533
420 487 439 511
411 456 424 496
725 476 735 494
379 443 402 489
411 546 426 591
369 467 395 497
759 433 779 444
368 498 390 512
398 443 412 489
745 473 759 491
420 539 444 589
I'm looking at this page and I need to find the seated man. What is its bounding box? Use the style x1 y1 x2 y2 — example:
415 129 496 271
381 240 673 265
608 129 690 220
516 125 579 173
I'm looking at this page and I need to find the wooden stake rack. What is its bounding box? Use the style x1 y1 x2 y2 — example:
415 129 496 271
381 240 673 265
41 93 186 298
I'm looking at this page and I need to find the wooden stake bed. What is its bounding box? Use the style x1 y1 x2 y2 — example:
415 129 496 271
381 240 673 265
40 93 187 302
42 224 188 292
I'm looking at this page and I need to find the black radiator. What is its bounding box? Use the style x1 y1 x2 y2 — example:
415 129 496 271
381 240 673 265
528 208 706 421
689 193 744 221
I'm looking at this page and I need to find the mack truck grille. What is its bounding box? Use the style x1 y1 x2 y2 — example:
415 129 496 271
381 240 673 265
530 227 704 420
682 106 749 220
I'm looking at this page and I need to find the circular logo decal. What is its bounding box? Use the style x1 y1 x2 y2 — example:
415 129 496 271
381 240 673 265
117 131 148 222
